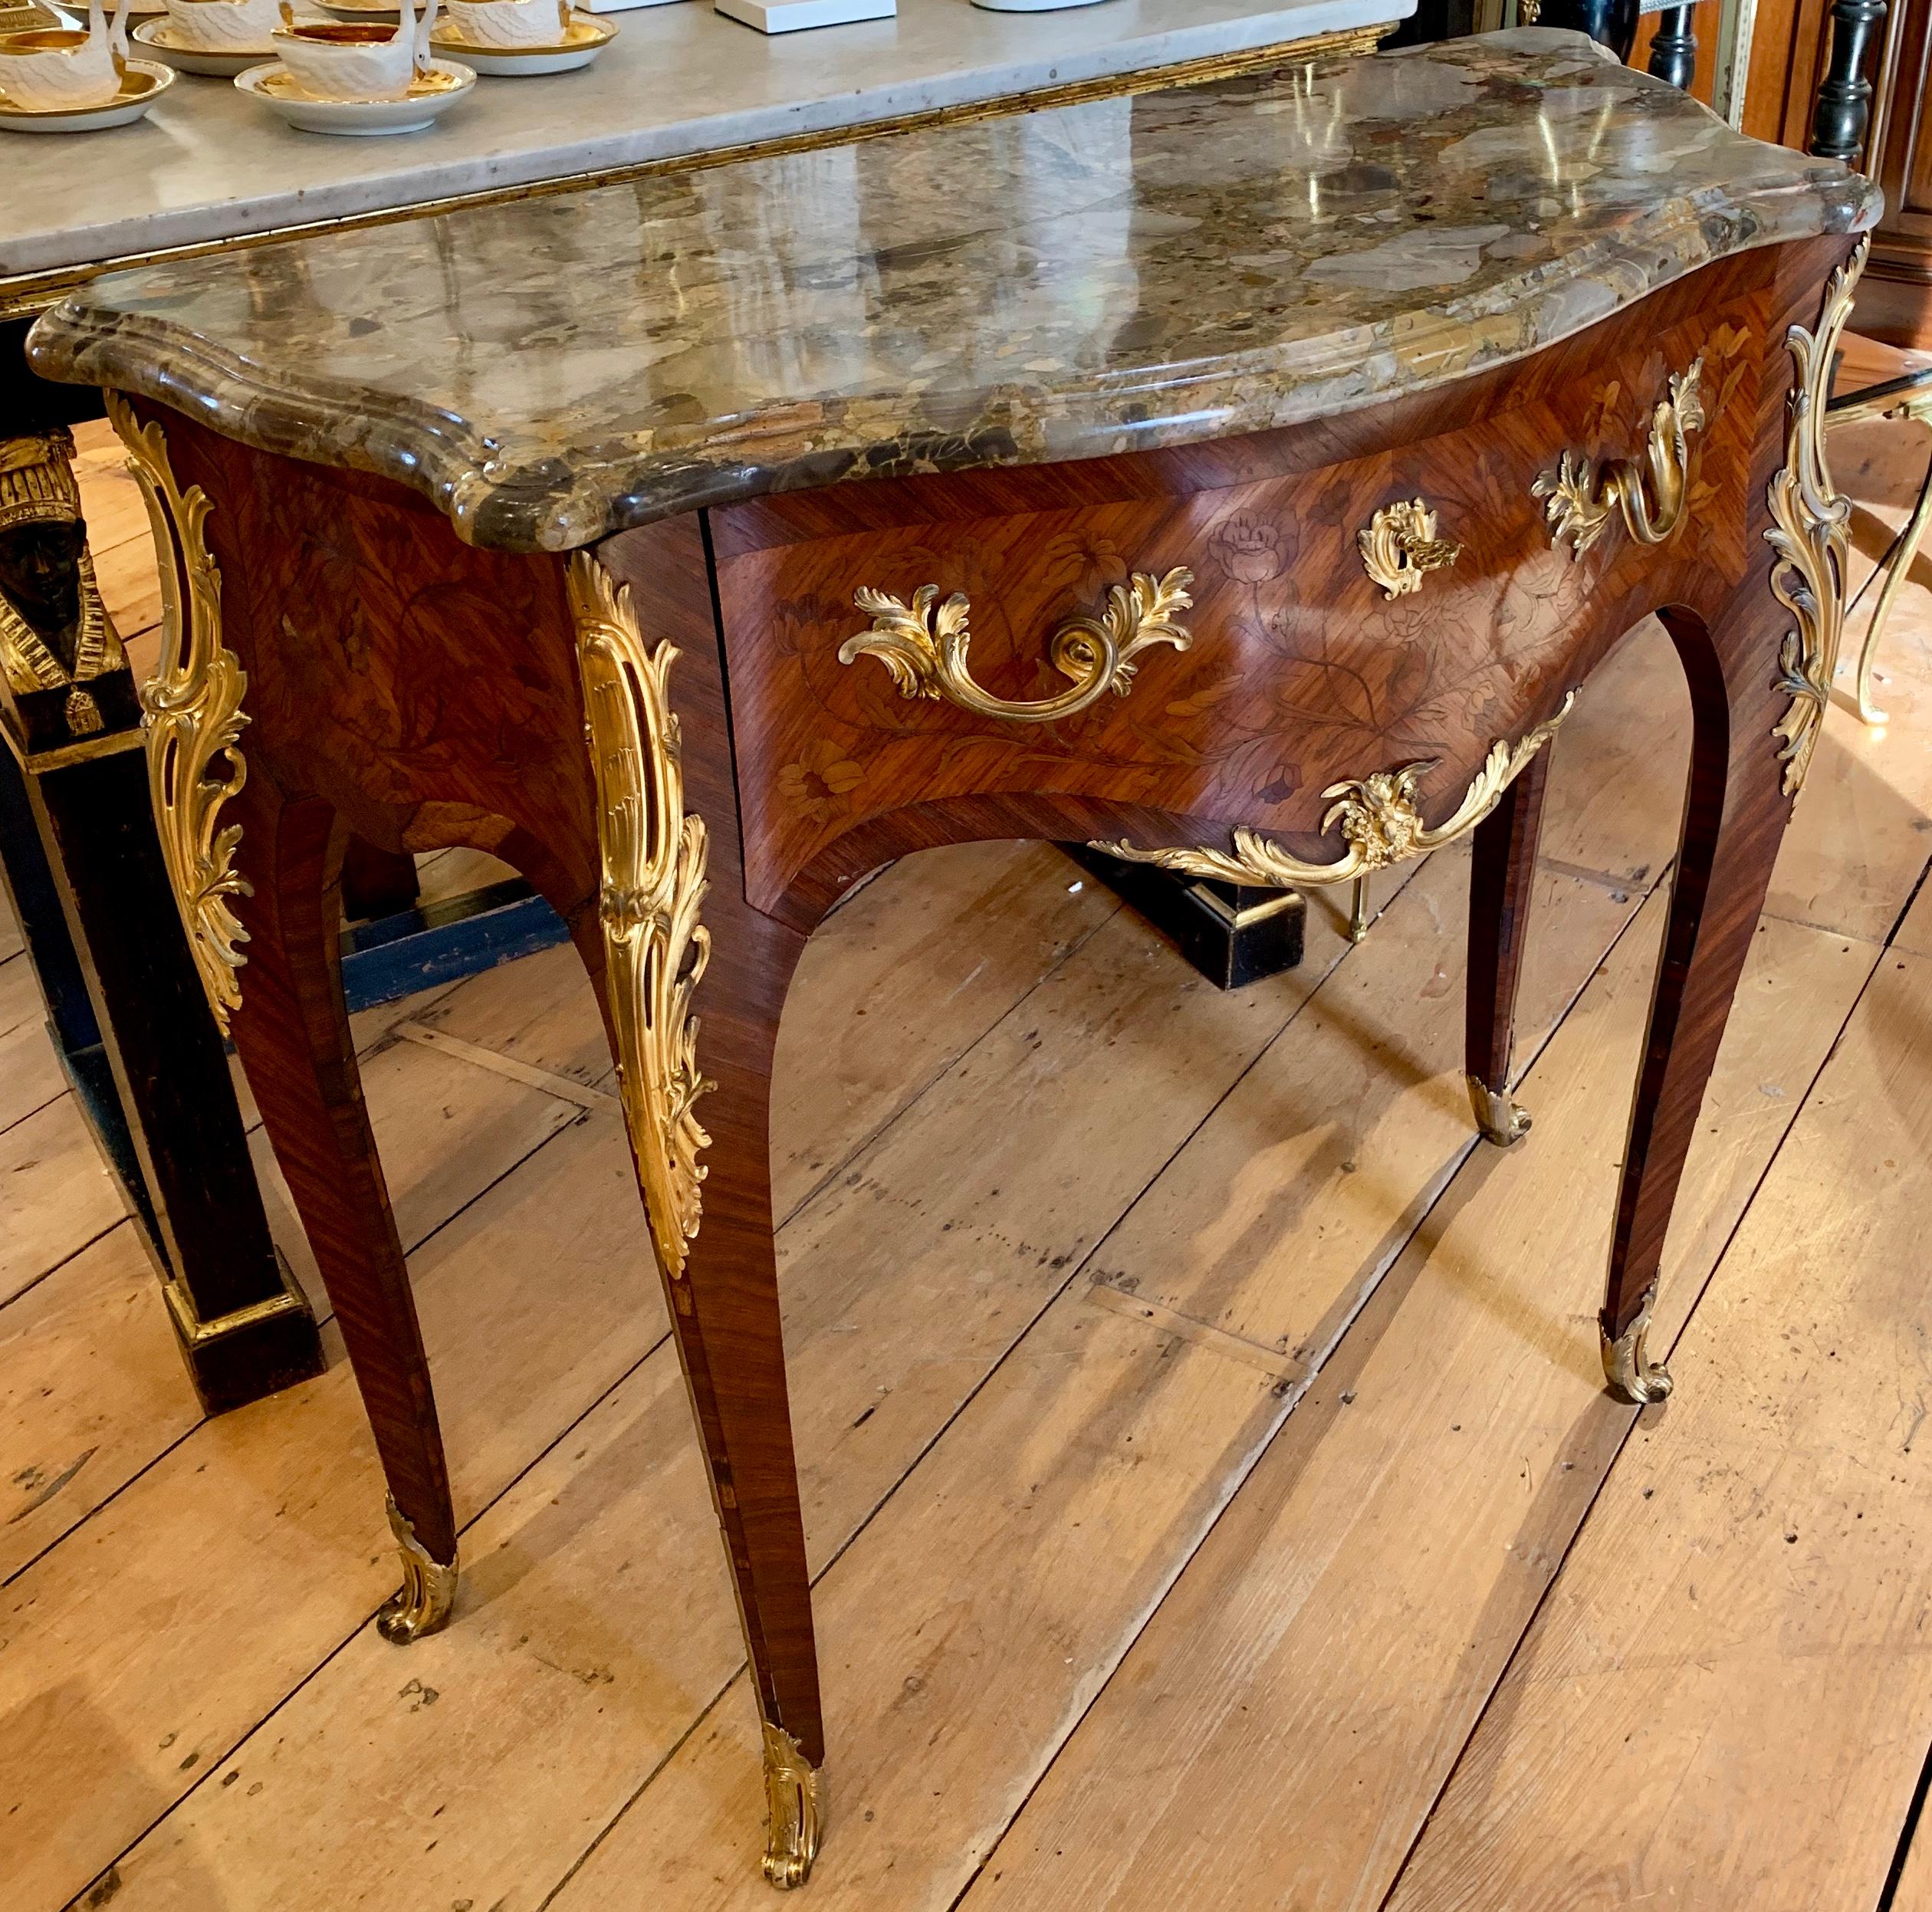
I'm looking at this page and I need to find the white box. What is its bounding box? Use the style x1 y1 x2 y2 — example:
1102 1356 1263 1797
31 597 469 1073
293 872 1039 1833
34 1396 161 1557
713 0 894 32
581 0 695 16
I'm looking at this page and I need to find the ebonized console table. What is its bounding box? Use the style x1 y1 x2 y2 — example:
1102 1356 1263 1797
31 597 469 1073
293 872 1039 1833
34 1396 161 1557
28 28 1879 1887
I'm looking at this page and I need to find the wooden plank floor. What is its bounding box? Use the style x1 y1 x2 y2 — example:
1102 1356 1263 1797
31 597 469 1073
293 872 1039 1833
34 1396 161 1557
3 393 1930 1910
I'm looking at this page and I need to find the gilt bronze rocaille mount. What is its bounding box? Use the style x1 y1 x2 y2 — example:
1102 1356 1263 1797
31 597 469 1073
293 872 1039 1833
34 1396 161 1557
1769 236 1865 799
1601 1289 1673 1405
1536 359 1707 559
761 1721 825 1891
569 552 715 1282
1357 498 1462 599
376 1494 462 1644
1095 695 1575 891
107 392 253 1034
841 570 1194 723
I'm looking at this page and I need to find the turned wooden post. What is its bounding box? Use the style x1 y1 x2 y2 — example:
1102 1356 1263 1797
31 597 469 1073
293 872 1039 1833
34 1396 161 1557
1809 0 1888 165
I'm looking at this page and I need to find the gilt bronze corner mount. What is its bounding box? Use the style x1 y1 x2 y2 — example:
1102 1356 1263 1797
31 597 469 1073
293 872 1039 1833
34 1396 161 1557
568 552 715 1283
107 392 253 1034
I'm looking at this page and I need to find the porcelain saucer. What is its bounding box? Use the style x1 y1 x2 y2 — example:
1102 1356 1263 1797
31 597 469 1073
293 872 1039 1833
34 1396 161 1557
426 8 611 74
132 17 277 74
315 0 424 18
235 55 473 133
0 58 172 130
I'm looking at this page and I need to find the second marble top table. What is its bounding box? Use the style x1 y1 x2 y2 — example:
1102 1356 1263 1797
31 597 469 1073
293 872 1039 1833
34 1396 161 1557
0 0 1401 292
29 27 1881 1889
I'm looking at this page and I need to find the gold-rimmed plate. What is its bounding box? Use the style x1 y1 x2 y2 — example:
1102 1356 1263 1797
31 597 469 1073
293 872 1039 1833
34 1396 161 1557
235 53 472 132
0 57 172 130
426 8 610 74
132 17 278 74
314 0 424 17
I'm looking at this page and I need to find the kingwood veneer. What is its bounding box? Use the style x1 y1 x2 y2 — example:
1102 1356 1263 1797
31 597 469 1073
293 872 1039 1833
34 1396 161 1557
28 28 1880 1887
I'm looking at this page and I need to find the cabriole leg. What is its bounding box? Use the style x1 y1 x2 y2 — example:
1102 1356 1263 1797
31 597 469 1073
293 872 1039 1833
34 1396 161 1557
570 541 824 1887
1465 747 1550 1148
111 393 458 1629
1601 613 1796 1405
1602 238 1865 1404
231 790 461 1637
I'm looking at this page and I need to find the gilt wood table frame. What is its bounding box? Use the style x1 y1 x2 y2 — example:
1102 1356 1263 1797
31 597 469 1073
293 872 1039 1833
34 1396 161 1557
94 227 1861 1887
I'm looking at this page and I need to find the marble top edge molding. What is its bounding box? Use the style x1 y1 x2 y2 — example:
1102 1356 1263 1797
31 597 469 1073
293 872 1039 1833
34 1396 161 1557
30 31 1882 554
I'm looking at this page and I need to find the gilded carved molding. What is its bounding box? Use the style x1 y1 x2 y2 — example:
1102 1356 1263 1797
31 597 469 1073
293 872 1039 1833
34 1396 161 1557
107 392 253 1033
1769 236 1867 798
568 552 714 1281
1536 359 1706 559
840 568 1193 724
1093 694 1574 889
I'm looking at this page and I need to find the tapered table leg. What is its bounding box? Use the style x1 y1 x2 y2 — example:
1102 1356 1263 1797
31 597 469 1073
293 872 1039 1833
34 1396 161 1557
1465 749 1551 1148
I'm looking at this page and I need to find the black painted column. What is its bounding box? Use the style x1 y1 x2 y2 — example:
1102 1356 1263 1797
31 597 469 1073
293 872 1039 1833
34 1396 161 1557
1 336 321 1412
1530 0 1639 61
1810 0 1888 164
1647 5 1698 88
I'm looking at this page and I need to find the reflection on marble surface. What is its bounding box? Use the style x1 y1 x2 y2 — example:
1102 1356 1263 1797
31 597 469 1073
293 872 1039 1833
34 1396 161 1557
30 30 1879 552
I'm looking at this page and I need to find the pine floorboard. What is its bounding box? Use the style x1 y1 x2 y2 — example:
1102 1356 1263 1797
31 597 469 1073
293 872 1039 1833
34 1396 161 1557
1 409 1927 1911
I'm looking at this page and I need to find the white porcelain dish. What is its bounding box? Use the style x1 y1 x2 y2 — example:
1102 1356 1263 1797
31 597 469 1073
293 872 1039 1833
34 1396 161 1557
132 15 271 70
0 54 169 126
314 0 424 18
426 6 606 72
234 51 470 130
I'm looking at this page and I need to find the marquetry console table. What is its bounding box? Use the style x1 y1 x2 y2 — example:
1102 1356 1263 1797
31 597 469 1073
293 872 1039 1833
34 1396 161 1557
28 28 1878 1887
0 0 1398 1418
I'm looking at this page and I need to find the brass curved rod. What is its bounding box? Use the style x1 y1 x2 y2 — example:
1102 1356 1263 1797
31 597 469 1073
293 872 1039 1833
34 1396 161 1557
1092 693 1575 889
840 568 1193 724
1536 360 1706 559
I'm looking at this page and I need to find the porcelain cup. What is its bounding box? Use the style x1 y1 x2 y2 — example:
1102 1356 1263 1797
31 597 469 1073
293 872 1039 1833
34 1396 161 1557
163 0 282 50
439 0 567 46
271 0 436 99
0 0 129 110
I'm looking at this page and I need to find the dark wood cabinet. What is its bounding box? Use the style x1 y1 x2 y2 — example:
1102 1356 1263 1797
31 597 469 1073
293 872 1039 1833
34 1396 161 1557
1853 0 1932 344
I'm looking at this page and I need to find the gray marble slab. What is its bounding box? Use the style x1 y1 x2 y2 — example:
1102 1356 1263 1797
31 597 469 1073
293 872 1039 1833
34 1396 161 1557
30 30 1881 552
0 0 1399 279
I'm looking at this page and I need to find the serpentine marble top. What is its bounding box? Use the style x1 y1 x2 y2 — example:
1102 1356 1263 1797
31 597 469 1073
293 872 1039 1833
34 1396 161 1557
31 29 1880 553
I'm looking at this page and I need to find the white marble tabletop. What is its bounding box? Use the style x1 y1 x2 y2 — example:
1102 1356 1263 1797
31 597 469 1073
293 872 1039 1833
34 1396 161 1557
0 0 1407 283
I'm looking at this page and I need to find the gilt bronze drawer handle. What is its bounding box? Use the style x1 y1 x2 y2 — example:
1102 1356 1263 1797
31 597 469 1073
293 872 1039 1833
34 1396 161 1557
1093 693 1574 889
840 568 1192 724
1359 498 1462 599
1536 358 1706 559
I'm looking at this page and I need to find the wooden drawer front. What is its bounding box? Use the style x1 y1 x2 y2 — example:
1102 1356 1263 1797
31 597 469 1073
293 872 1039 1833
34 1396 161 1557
711 301 1756 918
